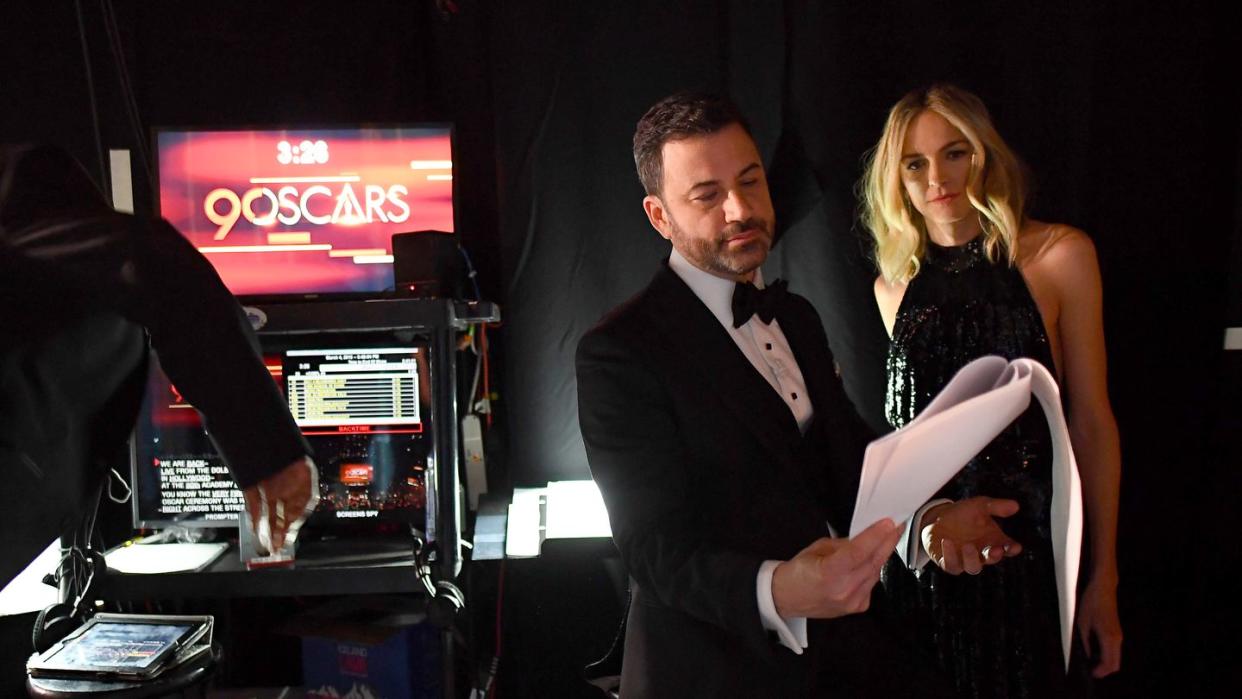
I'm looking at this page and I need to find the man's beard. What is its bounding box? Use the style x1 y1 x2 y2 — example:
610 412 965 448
668 215 773 278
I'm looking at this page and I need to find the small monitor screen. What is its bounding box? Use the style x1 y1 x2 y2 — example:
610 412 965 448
285 347 430 520
131 340 434 536
155 126 453 296
44 621 194 671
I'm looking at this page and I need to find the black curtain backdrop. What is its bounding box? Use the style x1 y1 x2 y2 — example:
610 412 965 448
1 1 1238 695
495 0 1110 481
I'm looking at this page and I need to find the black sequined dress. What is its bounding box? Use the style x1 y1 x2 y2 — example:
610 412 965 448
882 235 1089 698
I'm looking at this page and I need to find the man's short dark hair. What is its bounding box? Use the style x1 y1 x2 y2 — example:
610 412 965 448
632 92 753 196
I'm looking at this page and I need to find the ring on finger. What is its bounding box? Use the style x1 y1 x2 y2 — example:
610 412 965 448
980 545 993 560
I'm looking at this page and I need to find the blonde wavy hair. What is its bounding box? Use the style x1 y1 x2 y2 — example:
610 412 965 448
860 84 1029 284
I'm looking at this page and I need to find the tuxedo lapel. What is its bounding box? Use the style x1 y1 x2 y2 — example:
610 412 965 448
777 297 872 533
645 265 803 461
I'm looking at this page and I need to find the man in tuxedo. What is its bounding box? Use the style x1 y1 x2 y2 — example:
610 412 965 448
0 144 314 589
577 93 1011 696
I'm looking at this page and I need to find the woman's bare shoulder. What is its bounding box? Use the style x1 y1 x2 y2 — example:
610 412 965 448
1019 220 1095 268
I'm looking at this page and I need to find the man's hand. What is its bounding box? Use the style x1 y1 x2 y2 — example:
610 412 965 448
921 497 1022 575
243 456 319 552
771 519 903 619
1077 574 1122 677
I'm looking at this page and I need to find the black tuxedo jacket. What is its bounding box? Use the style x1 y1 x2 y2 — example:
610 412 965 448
577 263 946 697
0 144 309 587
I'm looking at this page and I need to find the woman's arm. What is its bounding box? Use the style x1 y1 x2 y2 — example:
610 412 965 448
1038 227 1123 677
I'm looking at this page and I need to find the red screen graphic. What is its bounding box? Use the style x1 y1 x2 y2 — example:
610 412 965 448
340 464 375 486
156 128 453 295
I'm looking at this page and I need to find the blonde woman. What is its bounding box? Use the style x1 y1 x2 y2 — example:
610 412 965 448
861 84 1122 697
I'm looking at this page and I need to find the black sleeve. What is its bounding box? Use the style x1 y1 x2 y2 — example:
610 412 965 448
0 144 309 488
132 218 311 487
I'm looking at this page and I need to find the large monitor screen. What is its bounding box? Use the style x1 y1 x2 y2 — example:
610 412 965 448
131 337 435 537
155 126 453 296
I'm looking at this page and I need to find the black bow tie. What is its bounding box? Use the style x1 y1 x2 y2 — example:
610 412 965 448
731 278 789 328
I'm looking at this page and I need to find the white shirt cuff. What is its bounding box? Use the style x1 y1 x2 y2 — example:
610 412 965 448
898 499 953 570
757 560 807 654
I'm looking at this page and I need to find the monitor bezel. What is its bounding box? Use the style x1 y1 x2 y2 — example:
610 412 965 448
128 329 438 539
150 122 458 302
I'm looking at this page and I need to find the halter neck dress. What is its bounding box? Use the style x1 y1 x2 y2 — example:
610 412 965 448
882 235 1089 698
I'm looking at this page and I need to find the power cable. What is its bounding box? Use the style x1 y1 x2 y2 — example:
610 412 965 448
74 0 107 184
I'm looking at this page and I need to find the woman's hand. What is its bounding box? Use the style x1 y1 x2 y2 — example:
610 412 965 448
1077 574 1123 677
921 497 1023 575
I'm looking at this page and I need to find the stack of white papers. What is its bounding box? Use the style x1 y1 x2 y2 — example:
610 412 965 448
503 480 614 559
848 355 1082 669
545 480 612 540
505 488 545 558
104 542 229 575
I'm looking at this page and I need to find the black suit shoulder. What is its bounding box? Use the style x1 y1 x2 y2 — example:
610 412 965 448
580 274 665 347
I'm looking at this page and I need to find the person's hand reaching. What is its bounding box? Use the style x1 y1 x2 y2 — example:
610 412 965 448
243 456 319 553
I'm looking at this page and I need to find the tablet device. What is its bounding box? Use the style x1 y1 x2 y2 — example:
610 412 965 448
27 613 212 680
